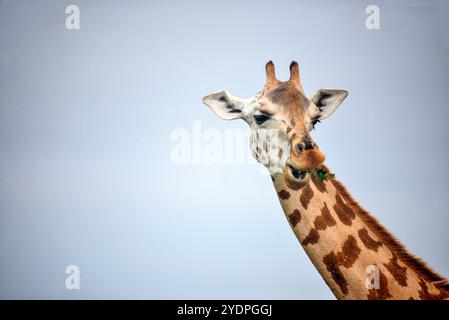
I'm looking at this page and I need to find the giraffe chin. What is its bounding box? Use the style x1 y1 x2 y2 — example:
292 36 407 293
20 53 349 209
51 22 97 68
283 163 311 190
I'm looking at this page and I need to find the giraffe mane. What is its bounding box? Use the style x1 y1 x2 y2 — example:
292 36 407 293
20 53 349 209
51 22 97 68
328 173 449 292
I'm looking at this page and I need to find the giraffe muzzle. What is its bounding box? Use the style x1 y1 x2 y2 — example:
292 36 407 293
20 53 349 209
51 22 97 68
283 148 326 190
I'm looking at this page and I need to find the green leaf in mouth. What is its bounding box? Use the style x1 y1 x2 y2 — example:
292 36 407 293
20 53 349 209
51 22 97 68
311 168 335 183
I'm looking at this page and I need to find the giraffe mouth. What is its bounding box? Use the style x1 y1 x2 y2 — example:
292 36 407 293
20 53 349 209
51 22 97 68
290 165 308 180
283 161 310 189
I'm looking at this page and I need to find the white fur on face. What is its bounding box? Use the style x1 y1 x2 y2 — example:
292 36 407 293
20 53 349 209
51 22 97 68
242 99 292 174
249 128 290 174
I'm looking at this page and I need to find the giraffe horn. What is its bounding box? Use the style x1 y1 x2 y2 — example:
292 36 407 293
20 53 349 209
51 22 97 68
265 60 278 88
289 61 304 91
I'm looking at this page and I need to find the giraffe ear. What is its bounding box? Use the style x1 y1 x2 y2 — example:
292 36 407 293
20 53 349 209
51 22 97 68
202 90 244 120
311 88 348 120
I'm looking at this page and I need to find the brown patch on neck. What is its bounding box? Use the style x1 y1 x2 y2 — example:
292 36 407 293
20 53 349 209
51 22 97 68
303 203 337 247
322 252 348 295
314 202 337 231
302 228 319 246
338 235 361 268
300 184 314 210
333 193 356 226
322 235 361 295
383 256 408 287
278 189 291 200
329 176 449 293
367 271 393 300
288 209 301 228
358 228 383 252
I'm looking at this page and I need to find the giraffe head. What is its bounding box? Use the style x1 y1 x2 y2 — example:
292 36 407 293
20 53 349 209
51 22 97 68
203 61 348 189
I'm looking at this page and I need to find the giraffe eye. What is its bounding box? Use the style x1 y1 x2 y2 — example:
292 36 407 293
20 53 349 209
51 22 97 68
254 114 270 125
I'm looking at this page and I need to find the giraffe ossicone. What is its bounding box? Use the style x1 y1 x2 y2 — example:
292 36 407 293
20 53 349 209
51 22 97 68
202 61 449 300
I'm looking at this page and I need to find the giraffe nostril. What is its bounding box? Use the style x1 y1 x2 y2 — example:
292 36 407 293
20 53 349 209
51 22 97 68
304 138 315 150
295 143 305 154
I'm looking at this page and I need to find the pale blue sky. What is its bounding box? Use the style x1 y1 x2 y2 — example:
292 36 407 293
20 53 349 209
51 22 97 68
0 0 448 299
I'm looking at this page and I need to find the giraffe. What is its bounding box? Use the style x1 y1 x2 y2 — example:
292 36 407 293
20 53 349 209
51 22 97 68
202 61 449 300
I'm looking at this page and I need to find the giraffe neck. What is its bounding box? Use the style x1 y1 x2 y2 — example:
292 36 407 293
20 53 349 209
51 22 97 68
271 168 449 300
